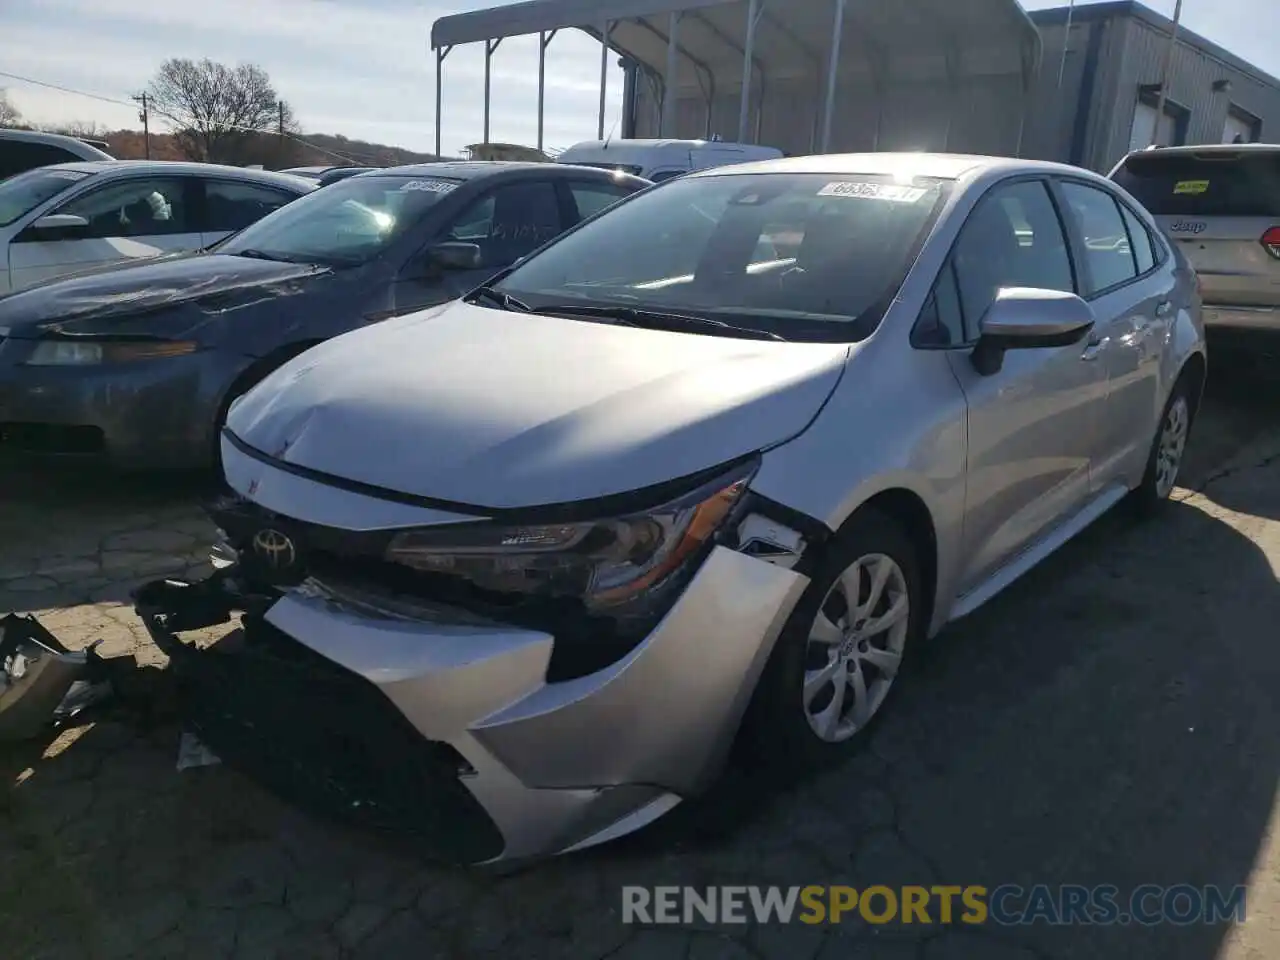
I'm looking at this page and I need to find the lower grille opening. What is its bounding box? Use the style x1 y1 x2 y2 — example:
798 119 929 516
168 615 505 864
0 421 105 455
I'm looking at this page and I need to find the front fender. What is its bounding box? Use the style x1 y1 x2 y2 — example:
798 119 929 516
750 344 968 638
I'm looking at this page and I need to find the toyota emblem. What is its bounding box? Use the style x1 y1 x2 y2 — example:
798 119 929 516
251 528 297 570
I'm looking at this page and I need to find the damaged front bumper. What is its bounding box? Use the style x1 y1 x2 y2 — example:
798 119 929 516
134 540 809 865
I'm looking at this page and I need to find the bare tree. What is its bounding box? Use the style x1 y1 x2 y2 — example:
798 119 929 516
42 120 105 139
0 89 22 128
146 58 298 165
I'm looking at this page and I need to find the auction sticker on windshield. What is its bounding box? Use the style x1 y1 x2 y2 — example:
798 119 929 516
399 179 457 193
1173 179 1210 195
818 181 928 203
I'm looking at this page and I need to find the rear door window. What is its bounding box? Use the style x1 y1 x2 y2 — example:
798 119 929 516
1119 204 1156 273
1112 152 1280 217
201 179 297 232
1060 181 1138 294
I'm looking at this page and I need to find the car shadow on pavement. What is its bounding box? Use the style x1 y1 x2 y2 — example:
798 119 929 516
598 491 1278 958
1182 330 1280 520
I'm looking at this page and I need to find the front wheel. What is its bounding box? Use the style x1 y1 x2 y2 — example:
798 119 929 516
742 509 924 771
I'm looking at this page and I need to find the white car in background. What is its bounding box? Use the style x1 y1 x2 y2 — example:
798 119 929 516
0 161 315 294
555 138 784 182
0 128 115 180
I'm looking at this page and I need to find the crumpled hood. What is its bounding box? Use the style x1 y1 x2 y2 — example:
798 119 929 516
226 300 849 510
0 253 329 337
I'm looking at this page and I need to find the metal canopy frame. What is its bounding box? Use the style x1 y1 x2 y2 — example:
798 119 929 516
429 0 1041 156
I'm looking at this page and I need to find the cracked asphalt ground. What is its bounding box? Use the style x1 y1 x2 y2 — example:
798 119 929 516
2 334 1279 960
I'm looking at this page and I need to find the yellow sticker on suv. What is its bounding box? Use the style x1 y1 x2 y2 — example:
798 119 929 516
1173 179 1210 195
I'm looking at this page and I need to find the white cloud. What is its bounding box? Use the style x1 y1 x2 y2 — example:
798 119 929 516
0 0 622 155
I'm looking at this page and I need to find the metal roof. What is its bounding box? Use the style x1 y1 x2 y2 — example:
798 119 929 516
431 0 1041 90
685 151 1109 180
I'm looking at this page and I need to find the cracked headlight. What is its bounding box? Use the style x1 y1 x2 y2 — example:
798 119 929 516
384 460 757 611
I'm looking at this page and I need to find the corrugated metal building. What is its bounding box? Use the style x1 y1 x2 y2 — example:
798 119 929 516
430 0 1280 173
1008 1 1280 172
615 0 1039 157
431 0 1042 159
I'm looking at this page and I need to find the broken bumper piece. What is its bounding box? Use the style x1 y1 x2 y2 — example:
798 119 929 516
0 614 108 742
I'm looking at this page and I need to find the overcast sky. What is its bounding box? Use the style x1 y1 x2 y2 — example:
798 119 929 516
2 0 1277 157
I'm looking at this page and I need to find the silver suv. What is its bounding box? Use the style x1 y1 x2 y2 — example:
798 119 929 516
1110 143 1280 332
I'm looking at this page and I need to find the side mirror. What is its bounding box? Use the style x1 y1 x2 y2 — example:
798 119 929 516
971 287 1095 376
31 213 90 233
427 241 483 271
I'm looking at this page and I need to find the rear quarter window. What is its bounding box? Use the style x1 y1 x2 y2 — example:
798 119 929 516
1113 152 1280 217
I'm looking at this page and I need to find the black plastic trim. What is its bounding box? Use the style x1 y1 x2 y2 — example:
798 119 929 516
740 492 832 546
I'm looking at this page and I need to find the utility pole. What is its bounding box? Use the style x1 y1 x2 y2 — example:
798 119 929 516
1152 0 1184 146
277 100 286 167
132 92 151 159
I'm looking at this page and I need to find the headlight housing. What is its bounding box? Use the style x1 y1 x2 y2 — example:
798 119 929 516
23 339 198 366
384 459 757 614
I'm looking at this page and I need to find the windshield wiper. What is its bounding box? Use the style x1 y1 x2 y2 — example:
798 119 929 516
233 249 294 263
466 285 531 312
531 304 786 341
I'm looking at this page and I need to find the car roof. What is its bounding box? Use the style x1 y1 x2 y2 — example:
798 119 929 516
32 160 317 191
563 138 778 152
1119 143 1280 160
368 160 651 185
687 152 1098 182
0 127 114 159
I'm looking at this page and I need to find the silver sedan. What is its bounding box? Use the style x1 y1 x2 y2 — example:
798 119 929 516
141 152 1206 865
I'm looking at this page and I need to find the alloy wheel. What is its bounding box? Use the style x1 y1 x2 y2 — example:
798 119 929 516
1154 395 1190 499
803 552 910 743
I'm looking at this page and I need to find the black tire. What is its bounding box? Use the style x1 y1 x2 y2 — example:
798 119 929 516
1128 373 1195 516
741 508 925 773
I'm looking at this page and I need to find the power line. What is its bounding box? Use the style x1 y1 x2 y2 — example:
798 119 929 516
0 68 364 164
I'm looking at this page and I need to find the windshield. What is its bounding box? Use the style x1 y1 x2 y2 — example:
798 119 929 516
218 174 462 266
1113 151 1280 217
493 171 949 341
0 167 91 227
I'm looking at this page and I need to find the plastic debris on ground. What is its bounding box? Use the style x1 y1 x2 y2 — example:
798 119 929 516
176 729 222 770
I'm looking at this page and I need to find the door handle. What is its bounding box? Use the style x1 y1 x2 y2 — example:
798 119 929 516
1155 300 1173 317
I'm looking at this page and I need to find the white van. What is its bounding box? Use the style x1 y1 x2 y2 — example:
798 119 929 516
555 138 783 182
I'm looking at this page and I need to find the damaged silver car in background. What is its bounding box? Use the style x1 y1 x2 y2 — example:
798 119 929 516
132 152 1206 866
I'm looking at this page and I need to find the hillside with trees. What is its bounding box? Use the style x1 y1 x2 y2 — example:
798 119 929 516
1 59 444 170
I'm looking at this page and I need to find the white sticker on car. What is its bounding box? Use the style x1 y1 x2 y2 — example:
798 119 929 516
818 181 927 203
399 179 456 193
